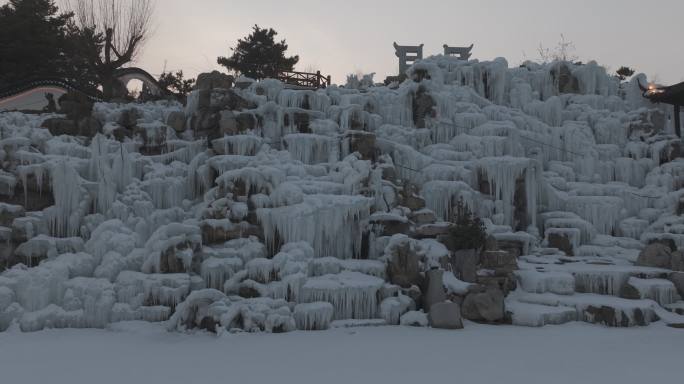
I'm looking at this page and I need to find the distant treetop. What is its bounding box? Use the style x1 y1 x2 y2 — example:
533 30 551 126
217 25 299 80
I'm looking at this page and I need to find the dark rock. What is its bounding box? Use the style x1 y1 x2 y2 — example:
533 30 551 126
513 174 528 231
211 89 252 111
461 286 505 322
547 231 575 256
648 238 676 252
412 86 435 128
620 281 642 300
159 247 192 274
496 240 525 259
219 110 238 135
384 74 407 86
672 251 684 272
0 204 24 227
450 249 479 283
670 272 684 297
480 250 517 271
201 223 243 244
423 269 447 312
409 209 436 226
195 71 235 91
166 111 186 132
77 116 101 136
41 118 77 136
428 302 463 329
238 285 261 298
235 112 258 132
636 243 672 269
118 108 140 129
658 140 681 165
344 130 376 160
369 215 410 237
292 112 311 133
551 62 579 94
386 240 422 288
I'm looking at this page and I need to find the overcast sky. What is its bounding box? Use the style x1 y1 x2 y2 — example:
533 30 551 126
30 0 684 85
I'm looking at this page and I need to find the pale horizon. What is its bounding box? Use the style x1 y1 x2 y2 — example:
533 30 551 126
3 0 681 85
134 0 684 85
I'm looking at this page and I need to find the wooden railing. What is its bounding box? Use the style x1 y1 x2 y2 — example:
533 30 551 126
276 70 331 89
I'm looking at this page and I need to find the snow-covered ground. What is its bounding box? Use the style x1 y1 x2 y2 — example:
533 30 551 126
0 321 681 384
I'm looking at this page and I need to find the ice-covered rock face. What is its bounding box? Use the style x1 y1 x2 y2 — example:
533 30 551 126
1 55 683 333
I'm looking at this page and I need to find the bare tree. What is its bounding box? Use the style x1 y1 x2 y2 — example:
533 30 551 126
69 0 155 99
538 34 578 63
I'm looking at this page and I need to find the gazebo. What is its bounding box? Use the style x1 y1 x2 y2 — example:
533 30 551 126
640 80 684 139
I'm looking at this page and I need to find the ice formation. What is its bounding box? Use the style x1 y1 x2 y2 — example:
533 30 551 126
1 53 683 333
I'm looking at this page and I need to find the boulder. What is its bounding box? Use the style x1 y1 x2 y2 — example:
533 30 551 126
409 209 437 226
480 250 517 270
461 286 505 323
400 310 428 327
211 89 252 111
166 111 186 132
117 108 140 129
670 272 684 297
369 215 410 237
450 249 479 283
416 223 451 238
547 231 575 256
77 116 101 136
195 71 234 91
428 302 463 329
0 203 24 227
672 251 684 272
412 86 435 128
386 240 422 288
344 130 376 160
636 243 672 269
41 118 78 136
423 269 446 312
219 110 238 135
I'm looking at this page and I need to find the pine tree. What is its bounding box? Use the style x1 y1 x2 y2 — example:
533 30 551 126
217 25 299 80
616 66 635 81
443 199 487 251
158 70 196 96
0 0 78 87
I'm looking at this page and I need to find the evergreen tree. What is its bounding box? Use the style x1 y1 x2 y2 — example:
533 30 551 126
616 66 635 81
0 0 77 87
158 70 196 97
217 25 299 79
443 199 487 251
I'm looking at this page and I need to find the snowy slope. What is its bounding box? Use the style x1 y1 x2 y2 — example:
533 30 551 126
0 55 682 333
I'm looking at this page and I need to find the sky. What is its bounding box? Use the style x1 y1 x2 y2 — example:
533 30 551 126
17 0 684 85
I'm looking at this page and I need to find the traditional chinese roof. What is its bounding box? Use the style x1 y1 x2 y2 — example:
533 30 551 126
640 80 684 105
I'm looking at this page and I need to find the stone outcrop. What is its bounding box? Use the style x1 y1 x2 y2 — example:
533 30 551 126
428 302 463 329
461 285 505 323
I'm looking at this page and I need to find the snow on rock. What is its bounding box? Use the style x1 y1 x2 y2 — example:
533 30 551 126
301 271 385 320
294 302 334 330
1 53 682 333
399 310 429 327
